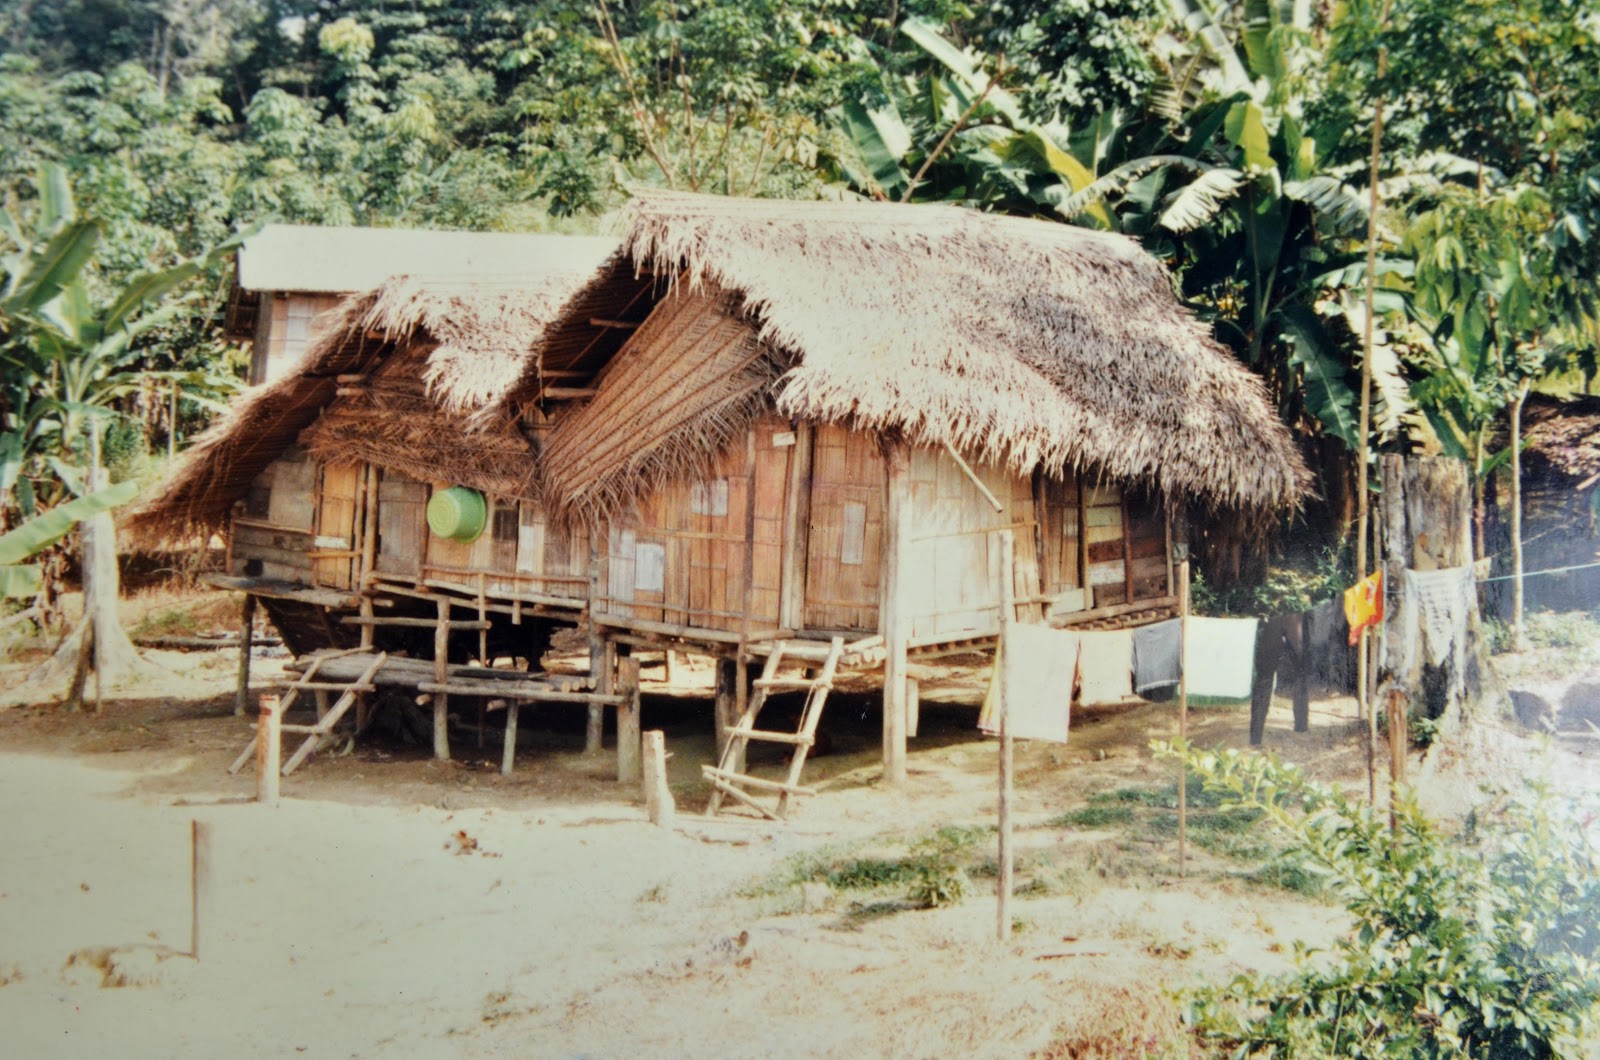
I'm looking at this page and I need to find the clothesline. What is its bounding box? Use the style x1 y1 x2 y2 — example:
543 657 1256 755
1476 558 1600 584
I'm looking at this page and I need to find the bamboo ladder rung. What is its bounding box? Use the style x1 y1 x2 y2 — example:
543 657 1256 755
293 681 376 693
701 767 817 796
751 677 831 690
724 727 814 746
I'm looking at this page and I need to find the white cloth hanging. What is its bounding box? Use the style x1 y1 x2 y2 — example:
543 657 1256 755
1182 616 1259 701
1400 566 1475 674
980 624 1080 743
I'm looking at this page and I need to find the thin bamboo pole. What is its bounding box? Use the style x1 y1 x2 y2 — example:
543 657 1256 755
996 529 1015 943
1177 559 1190 878
1357 0 1395 807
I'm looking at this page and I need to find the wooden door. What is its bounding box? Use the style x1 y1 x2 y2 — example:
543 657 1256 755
314 463 362 590
803 425 885 632
375 471 428 578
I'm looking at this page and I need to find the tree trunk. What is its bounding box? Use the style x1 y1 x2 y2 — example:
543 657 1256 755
1379 455 1502 738
28 444 156 691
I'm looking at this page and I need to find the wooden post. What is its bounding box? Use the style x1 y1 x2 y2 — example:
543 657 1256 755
642 729 674 827
996 529 1015 943
617 656 642 785
586 534 605 753
713 656 740 764
190 819 211 960
663 650 680 684
906 678 920 739
501 701 519 776
433 597 450 761
257 693 281 806
1177 559 1190 878
168 380 180 462
588 636 615 754
881 442 912 786
778 422 813 629
233 593 257 717
1387 688 1407 833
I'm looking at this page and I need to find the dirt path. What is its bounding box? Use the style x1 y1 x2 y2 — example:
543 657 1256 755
3 597 1594 1057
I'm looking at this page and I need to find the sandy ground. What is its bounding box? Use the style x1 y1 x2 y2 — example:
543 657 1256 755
2 591 1597 1058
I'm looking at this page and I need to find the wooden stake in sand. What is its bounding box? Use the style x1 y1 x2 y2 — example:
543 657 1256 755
1387 688 1407 834
643 729 674 827
995 529 1015 943
190 819 212 960
256 694 281 806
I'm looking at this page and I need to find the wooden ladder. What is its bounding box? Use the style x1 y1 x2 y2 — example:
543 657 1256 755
703 636 843 821
228 648 387 776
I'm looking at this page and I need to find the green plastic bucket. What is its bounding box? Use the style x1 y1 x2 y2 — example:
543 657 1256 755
427 486 487 543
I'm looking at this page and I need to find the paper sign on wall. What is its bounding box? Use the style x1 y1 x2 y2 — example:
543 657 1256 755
635 542 666 592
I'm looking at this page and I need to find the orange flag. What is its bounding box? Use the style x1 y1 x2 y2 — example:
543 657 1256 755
1344 571 1383 645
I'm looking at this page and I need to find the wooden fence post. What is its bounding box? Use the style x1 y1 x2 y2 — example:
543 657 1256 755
433 597 451 761
996 529 1015 943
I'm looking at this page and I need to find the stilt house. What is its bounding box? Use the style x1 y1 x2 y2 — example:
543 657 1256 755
133 196 1306 795
517 192 1308 780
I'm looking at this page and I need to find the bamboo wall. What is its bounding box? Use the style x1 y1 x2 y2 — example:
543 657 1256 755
597 415 792 632
802 424 885 633
248 293 343 386
422 486 586 601
902 447 1043 642
233 449 317 582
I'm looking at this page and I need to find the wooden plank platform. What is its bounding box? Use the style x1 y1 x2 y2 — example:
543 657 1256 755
286 653 594 693
204 574 359 609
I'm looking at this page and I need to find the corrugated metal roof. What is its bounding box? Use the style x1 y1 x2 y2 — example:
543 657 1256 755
236 223 618 294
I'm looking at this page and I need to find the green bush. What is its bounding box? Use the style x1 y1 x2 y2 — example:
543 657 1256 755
1156 742 1600 1057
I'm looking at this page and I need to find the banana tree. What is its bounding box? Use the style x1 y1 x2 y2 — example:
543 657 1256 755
0 480 139 600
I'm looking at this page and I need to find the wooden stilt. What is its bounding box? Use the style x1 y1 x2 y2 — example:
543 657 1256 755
234 593 257 717
588 636 615 754
906 678 921 739
433 597 450 761
881 442 912 786
502 701 519 777
713 656 739 764
616 656 642 784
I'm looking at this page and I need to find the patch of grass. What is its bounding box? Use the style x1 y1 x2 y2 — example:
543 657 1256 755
1048 805 1136 829
1250 858 1328 898
822 857 923 890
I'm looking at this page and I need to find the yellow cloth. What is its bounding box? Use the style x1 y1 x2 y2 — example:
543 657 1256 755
1344 571 1384 645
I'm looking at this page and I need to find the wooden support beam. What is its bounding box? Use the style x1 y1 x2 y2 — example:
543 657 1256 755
906 678 920 739
341 615 492 630
996 530 1015 942
540 387 598 400
433 598 450 761
616 656 642 785
880 442 912 785
234 593 257 717
588 317 640 329
942 440 1004 513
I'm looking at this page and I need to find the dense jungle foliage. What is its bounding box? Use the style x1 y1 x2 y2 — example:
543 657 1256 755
0 0 1597 578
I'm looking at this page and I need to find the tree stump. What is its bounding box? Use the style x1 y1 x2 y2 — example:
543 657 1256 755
1378 455 1502 735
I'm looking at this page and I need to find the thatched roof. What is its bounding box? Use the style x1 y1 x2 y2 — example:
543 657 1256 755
527 191 1308 518
130 266 607 542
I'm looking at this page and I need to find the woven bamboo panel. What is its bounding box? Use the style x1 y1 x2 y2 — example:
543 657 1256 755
375 471 427 577
596 416 791 633
904 446 1042 639
541 284 775 517
803 424 885 632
